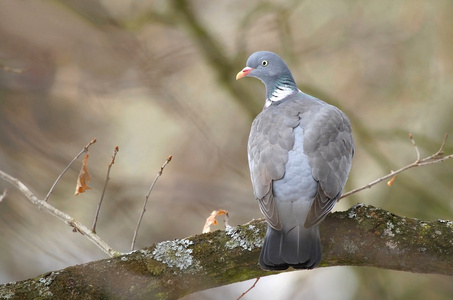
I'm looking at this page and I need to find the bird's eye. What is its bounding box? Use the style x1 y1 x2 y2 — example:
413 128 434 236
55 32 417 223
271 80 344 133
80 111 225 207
261 60 268 67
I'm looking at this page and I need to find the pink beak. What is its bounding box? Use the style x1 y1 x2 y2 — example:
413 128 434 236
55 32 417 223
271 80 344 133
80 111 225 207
236 67 254 80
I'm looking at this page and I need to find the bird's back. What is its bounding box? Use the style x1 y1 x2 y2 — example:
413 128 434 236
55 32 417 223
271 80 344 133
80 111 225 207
248 91 354 270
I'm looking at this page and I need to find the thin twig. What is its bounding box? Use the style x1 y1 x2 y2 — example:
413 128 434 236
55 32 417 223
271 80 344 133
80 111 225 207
224 211 230 229
237 277 260 300
0 169 121 257
44 138 97 202
409 133 421 162
91 146 119 233
435 133 448 157
0 189 7 202
131 155 173 251
340 134 452 200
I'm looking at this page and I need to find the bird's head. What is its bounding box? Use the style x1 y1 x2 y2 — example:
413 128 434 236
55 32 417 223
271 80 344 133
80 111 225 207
236 51 297 102
236 51 293 81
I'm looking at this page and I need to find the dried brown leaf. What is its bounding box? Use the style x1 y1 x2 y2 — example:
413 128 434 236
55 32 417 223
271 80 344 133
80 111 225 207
387 175 396 187
75 154 92 196
202 209 229 233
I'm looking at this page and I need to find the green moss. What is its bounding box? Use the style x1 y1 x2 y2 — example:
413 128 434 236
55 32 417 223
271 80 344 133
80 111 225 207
145 259 167 276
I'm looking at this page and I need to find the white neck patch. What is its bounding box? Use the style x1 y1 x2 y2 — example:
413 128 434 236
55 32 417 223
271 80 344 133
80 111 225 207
265 86 297 108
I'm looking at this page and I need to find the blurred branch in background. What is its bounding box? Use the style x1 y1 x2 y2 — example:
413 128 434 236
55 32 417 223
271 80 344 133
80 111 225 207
0 189 7 202
170 0 261 118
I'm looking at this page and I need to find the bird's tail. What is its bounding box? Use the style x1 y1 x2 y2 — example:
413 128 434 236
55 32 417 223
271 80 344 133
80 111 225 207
259 224 321 270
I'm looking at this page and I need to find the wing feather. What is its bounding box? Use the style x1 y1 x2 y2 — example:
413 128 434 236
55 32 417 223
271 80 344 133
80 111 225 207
304 105 354 227
248 102 299 230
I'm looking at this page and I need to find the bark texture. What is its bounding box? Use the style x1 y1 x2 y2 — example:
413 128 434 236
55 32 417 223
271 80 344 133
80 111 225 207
1 204 452 300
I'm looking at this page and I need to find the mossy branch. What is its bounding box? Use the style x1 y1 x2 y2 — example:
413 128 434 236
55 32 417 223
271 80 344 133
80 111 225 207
1 205 452 299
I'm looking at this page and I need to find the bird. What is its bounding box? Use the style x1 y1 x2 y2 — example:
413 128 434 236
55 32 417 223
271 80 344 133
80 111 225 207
236 51 354 270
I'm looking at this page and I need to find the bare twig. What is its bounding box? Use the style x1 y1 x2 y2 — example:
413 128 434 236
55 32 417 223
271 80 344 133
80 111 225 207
91 146 119 233
0 189 7 202
131 155 173 251
0 169 121 257
433 133 448 158
340 134 452 200
237 277 260 300
45 138 97 202
224 210 230 229
409 133 421 162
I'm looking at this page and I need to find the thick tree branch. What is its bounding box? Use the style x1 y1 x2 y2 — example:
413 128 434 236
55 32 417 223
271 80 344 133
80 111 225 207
1 204 452 299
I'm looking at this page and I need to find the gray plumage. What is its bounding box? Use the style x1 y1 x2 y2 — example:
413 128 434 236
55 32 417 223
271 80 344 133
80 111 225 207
237 51 354 270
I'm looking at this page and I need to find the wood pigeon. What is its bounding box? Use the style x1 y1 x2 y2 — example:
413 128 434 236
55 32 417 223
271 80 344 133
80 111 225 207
237 51 354 270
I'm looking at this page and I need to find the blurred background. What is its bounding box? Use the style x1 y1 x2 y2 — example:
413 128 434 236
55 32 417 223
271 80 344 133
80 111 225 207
0 0 452 299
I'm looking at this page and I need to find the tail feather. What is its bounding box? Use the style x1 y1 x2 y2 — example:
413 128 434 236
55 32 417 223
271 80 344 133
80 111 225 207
259 224 321 270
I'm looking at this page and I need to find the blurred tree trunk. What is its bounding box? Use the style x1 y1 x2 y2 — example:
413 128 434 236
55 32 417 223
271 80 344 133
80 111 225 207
1 204 452 300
